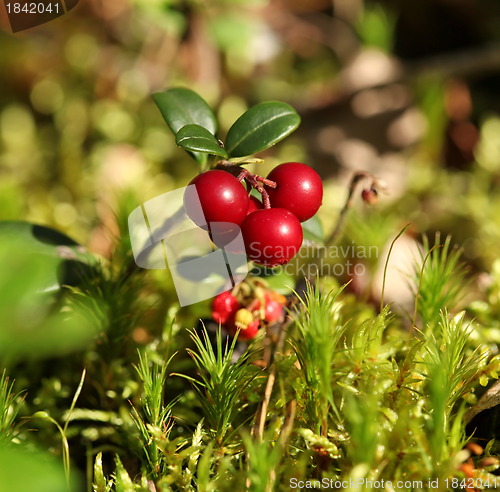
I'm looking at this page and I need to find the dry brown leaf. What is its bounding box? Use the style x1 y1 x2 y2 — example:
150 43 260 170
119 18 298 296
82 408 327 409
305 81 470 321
465 379 500 423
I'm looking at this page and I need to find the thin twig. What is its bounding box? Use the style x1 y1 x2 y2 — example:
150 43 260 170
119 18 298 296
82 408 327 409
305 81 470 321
324 172 372 247
253 318 292 440
278 399 297 450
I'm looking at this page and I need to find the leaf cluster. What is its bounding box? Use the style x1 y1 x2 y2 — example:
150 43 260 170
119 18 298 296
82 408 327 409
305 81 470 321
153 88 300 167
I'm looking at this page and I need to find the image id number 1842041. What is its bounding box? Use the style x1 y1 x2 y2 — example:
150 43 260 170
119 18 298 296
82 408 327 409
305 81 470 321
5 3 60 14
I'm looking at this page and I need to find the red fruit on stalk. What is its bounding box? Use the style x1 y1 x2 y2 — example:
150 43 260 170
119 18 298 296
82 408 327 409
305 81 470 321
265 162 323 222
226 308 260 340
211 291 240 325
249 293 283 323
184 170 249 229
236 320 260 339
242 208 303 267
226 319 260 340
361 188 378 205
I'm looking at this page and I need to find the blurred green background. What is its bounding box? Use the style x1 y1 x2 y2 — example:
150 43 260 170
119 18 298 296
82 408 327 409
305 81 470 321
1 0 500 270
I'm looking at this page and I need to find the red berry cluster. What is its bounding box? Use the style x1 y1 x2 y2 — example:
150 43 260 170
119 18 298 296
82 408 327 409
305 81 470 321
184 162 323 267
211 289 286 340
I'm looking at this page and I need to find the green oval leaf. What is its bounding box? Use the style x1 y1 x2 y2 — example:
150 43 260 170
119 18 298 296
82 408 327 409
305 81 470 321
0 221 96 293
176 124 228 158
225 101 300 157
0 225 103 360
152 88 217 135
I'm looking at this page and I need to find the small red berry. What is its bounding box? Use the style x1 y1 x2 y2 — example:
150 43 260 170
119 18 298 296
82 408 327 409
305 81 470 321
211 291 240 325
184 170 249 229
242 208 303 267
361 188 378 205
226 308 260 340
239 320 260 339
265 162 323 222
264 296 283 323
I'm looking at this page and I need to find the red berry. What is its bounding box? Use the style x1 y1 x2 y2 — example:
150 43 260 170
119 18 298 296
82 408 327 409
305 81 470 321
361 188 378 205
226 320 260 340
264 296 283 323
265 162 323 222
248 293 283 323
226 308 260 340
184 170 249 229
238 320 260 339
247 196 263 215
211 291 240 325
242 208 303 267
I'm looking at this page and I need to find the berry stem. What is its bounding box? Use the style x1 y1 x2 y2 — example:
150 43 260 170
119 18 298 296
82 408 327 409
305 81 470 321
255 175 277 188
236 169 248 182
236 168 276 209
259 186 272 209
216 160 242 177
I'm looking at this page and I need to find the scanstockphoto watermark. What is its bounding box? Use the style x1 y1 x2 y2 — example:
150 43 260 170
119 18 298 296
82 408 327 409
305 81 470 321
250 242 379 279
253 258 373 280
289 477 450 489
247 242 379 261
301 242 378 261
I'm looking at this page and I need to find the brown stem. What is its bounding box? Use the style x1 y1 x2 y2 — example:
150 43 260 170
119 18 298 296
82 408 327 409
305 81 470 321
236 169 274 209
278 399 297 450
253 317 291 440
215 161 243 178
236 168 249 182
255 175 277 188
259 187 271 209
324 171 376 247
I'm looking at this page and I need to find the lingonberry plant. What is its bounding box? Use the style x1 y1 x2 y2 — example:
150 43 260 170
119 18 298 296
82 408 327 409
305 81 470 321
153 87 323 338
161 88 324 272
